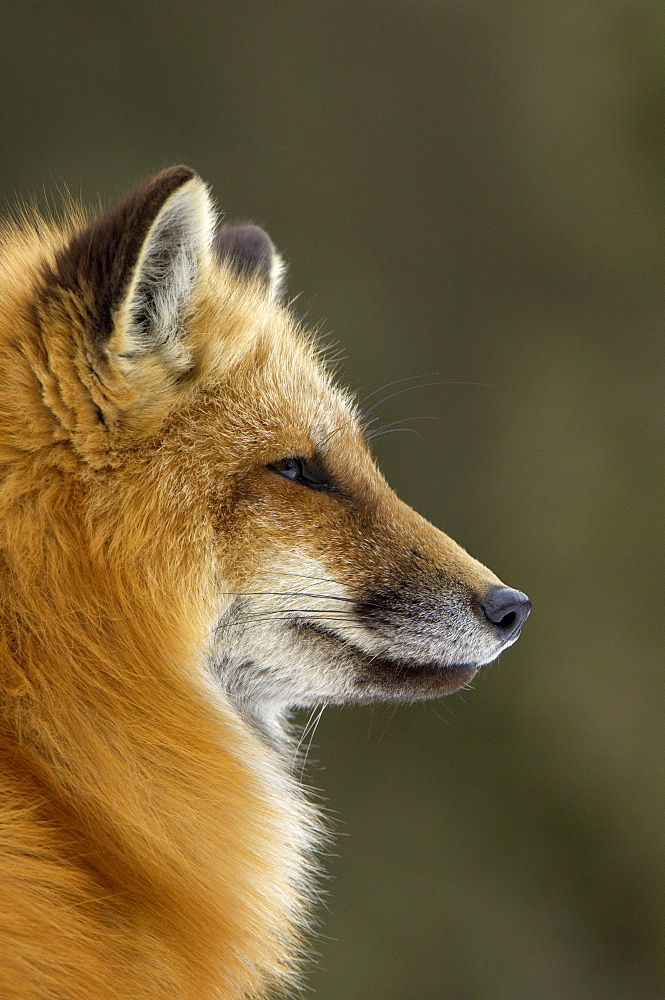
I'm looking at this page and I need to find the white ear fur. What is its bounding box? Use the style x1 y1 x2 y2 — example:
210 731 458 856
114 177 215 367
268 250 287 301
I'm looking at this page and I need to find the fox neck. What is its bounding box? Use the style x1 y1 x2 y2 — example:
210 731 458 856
0 493 318 997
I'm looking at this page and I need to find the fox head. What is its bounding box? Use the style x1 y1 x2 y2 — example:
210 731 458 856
0 166 530 740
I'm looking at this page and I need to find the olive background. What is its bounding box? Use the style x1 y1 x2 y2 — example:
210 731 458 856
1 3 662 998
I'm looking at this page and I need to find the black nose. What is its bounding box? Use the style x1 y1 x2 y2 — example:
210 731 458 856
479 586 531 642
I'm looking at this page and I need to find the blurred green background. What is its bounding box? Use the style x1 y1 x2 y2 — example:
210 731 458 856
1 3 662 998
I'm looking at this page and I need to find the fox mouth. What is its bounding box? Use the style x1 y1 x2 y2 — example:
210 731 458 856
295 621 479 701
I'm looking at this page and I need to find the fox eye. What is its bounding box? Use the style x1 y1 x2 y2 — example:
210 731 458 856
271 458 303 481
268 457 332 492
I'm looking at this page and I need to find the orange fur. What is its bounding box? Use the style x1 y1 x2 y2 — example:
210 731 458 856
0 168 529 998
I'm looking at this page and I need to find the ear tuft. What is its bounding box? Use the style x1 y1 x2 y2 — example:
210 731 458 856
213 224 285 299
51 166 215 366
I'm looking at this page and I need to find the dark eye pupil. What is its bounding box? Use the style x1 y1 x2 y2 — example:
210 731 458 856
280 458 302 480
269 457 306 482
268 456 332 492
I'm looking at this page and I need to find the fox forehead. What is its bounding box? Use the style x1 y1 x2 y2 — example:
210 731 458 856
159 259 359 454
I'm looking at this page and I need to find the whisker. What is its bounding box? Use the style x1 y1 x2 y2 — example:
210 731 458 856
298 704 327 781
378 705 400 743
361 379 445 421
356 373 439 411
294 706 321 762
214 614 358 630
317 374 449 448
247 570 379 589
360 377 492 428
213 616 460 645
204 610 359 639
220 590 385 610
368 415 442 431
367 426 423 442
318 418 357 448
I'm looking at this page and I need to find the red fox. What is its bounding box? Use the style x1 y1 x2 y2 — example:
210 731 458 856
0 166 530 999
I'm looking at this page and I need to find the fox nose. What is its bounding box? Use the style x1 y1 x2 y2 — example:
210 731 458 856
479 586 531 642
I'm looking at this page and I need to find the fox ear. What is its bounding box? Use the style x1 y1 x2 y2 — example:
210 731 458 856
213 224 285 299
52 165 214 371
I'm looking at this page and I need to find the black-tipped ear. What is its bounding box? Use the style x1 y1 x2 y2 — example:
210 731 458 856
213 224 285 298
50 165 214 367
